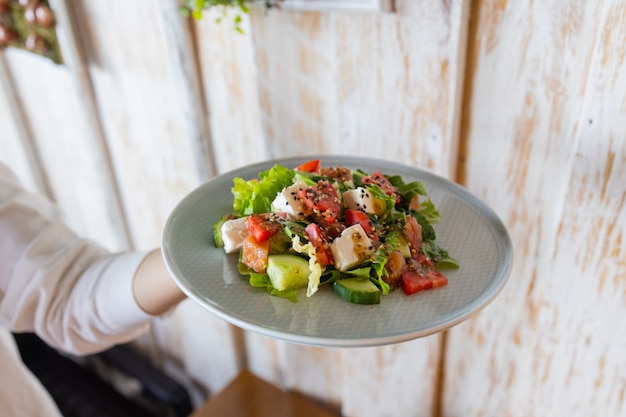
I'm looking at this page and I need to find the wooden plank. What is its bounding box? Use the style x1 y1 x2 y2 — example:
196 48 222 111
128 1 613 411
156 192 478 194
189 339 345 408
68 0 206 250
244 334 344 409
2 48 127 251
65 0 243 396
243 8 345 407
274 0 394 13
249 9 338 160
238 1 469 415
330 0 469 178
443 0 625 416
0 54 46 194
249 0 467 176
523 3 626 414
340 338 441 417
158 0 215 180
52 0 133 249
1 0 133 251
192 9 267 172
191 8 278 403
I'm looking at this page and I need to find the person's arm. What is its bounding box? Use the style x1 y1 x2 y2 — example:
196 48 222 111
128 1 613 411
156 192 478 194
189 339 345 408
0 162 186 355
133 248 186 316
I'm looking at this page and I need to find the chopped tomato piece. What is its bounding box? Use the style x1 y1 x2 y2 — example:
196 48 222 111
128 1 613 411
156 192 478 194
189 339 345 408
295 159 321 173
247 213 284 242
400 254 448 295
344 209 378 240
304 223 333 267
362 171 400 203
241 235 270 273
296 180 341 223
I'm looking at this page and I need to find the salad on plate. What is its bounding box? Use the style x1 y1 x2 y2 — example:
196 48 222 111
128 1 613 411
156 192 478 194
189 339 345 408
213 159 459 304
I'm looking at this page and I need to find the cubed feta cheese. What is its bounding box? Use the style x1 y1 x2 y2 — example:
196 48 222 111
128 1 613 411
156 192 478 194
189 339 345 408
221 217 249 254
331 224 375 271
271 181 309 220
342 187 382 215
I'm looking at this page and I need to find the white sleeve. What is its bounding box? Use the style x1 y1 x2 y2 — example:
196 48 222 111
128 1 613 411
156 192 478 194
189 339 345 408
0 163 152 355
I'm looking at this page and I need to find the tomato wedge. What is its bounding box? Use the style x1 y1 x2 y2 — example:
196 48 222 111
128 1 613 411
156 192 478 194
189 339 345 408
362 171 401 204
247 213 284 242
296 180 341 223
344 209 378 240
295 159 321 173
400 254 448 295
304 223 333 267
241 235 270 273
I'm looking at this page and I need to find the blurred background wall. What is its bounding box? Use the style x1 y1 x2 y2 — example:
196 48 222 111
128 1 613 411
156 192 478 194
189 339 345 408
1 0 624 415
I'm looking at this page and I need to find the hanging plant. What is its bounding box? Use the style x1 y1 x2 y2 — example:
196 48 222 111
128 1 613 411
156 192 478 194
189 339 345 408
0 0 63 64
180 0 282 33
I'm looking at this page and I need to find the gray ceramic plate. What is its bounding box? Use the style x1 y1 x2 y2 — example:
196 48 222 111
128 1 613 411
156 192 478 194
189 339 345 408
162 156 513 347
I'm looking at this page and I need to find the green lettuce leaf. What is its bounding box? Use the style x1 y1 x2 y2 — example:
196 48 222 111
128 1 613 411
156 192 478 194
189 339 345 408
387 175 428 201
421 240 460 269
419 198 440 223
370 247 391 295
412 210 436 241
232 164 295 215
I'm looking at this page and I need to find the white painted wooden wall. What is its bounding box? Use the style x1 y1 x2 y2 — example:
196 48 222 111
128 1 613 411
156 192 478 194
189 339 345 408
1 0 624 416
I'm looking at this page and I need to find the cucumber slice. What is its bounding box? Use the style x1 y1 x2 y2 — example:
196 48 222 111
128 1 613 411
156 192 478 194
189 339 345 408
333 278 381 305
266 255 311 291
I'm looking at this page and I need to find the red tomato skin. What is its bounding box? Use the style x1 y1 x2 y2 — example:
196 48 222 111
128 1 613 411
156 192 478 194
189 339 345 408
296 181 341 224
344 209 378 240
314 181 341 223
400 254 448 295
295 159 321 173
305 222 323 241
401 270 434 294
304 223 333 267
241 235 270 273
247 213 283 242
